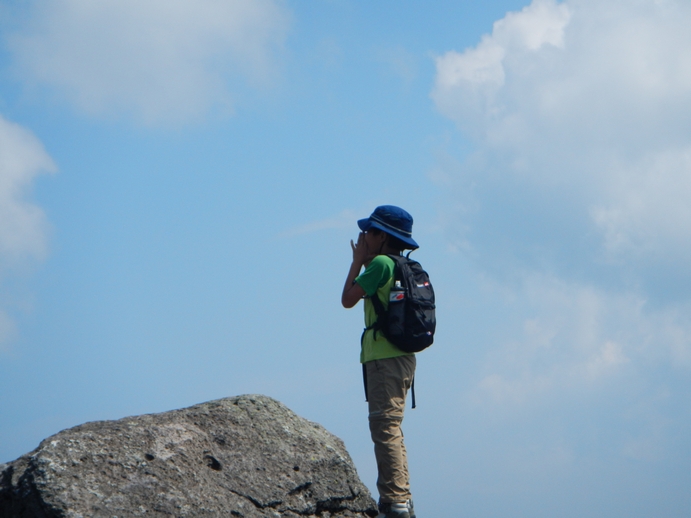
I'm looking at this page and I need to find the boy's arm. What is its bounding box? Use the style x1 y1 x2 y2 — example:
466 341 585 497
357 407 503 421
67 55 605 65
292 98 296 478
341 232 368 308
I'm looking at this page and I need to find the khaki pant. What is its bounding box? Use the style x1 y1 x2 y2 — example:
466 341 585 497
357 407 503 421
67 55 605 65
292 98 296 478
365 355 416 504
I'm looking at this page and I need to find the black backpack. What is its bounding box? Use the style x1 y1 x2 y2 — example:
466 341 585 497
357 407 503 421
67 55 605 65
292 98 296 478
368 254 436 353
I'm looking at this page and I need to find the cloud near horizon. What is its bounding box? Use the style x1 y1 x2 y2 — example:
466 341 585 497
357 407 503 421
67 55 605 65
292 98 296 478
6 0 291 125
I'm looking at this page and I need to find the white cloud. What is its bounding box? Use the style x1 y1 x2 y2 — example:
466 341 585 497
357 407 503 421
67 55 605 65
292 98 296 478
6 0 290 125
0 115 55 266
0 114 55 349
432 0 570 135
432 0 691 289
591 148 691 264
431 5 691 468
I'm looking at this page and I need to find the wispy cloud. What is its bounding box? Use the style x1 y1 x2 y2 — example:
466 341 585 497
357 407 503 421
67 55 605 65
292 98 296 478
0 311 17 353
471 274 640 405
280 209 359 238
6 0 291 125
376 46 418 87
0 114 56 350
0 115 55 266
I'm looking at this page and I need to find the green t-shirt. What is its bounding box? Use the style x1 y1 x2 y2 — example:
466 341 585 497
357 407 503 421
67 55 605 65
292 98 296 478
355 255 413 364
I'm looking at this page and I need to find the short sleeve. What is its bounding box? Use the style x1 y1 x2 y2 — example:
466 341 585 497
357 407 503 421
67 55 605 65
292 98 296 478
355 255 394 296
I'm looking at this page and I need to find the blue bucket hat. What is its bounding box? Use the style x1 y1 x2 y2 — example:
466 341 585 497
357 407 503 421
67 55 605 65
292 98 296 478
358 205 419 249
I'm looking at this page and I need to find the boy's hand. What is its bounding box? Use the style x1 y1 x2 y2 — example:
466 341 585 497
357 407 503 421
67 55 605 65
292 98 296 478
350 232 370 266
342 232 368 308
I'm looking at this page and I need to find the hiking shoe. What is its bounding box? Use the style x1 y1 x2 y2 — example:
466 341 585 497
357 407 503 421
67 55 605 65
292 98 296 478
376 502 410 518
407 499 416 518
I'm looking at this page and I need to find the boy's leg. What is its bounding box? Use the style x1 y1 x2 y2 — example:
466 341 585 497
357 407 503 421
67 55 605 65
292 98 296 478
366 355 416 505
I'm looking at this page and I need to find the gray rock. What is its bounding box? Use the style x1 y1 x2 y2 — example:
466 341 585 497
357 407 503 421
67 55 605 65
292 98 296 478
0 395 377 517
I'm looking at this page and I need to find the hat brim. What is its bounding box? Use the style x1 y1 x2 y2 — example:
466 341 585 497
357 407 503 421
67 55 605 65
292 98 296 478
357 217 419 249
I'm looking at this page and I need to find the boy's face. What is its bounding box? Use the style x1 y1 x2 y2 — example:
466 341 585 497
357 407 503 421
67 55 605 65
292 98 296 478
363 228 387 255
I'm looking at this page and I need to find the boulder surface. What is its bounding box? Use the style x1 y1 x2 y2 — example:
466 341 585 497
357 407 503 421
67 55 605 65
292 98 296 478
0 394 377 517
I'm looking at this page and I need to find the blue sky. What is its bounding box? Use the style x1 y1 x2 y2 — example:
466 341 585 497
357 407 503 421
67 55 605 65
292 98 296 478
1 1 690 516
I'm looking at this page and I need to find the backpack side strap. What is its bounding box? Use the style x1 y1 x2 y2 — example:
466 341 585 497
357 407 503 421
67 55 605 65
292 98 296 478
368 293 386 341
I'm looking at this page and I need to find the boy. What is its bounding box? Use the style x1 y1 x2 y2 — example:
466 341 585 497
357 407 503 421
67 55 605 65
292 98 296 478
341 205 418 518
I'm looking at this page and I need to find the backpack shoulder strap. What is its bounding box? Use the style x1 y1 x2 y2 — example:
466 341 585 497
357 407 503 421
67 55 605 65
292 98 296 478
387 253 407 269
367 290 385 341
368 287 386 318
367 254 402 335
